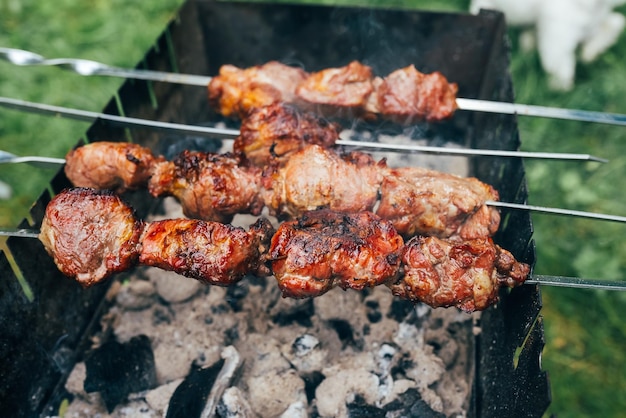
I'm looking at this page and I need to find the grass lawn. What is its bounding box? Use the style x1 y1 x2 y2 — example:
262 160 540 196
1 1 625 416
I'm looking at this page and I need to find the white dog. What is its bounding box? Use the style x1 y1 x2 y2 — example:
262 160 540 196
470 0 626 90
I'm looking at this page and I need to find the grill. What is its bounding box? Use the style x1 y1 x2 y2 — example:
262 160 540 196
0 1 550 416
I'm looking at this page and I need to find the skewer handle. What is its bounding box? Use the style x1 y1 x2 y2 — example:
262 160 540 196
5 47 626 127
457 98 626 126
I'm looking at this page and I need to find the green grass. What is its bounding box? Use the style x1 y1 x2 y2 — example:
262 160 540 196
1 1 625 416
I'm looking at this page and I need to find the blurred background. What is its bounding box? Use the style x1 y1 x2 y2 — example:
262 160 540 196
1 1 625 416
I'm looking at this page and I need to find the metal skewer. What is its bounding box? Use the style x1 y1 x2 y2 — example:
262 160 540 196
3 47 626 126
0 149 623 224
0 97 608 162
1 226 623 291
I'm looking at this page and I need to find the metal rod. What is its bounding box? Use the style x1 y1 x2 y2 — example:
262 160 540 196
2 224 624 291
0 96 240 139
0 97 608 162
3 47 626 126
487 200 626 223
527 275 626 291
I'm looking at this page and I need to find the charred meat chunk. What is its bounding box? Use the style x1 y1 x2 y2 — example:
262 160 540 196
65 142 160 193
270 209 404 298
139 217 274 286
148 151 264 224
388 235 529 312
39 188 142 287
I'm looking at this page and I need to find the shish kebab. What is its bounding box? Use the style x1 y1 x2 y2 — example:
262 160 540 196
2 47 626 126
0 97 606 162
6 187 531 313
5 188 625 314
0 102 620 225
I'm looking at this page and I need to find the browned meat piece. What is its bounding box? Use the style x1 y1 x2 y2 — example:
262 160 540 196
295 61 375 116
148 151 264 224
208 61 308 118
367 65 458 122
263 144 386 219
139 217 275 286
208 61 459 122
39 188 142 287
269 210 404 298
235 103 340 166
295 60 373 106
65 142 160 193
388 236 529 312
376 167 500 240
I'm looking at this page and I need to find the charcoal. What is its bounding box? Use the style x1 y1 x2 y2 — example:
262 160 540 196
83 335 157 412
225 281 250 312
383 388 446 418
300 371 325 403
365 299 382 323
271 298 315 327
166 358 225 418
347 398 386 418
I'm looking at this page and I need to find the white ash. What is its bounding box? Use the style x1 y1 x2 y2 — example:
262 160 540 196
217 387 255 418
339 129 469 175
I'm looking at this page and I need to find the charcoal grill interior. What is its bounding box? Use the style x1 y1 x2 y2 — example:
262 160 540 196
0 1 549 416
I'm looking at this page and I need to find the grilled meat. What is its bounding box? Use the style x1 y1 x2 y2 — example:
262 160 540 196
208 61 308 118
370 65 458 122
64 142 160 193
388 235 529 312
376 167 501 240
148 151 264 224
235 103 340 166
38 191 527 312
139 217 274 285
208 60 459 122
263 144 386 219
62 140 501 240
39 188 142 287
295 60 375 116
269 210 404 298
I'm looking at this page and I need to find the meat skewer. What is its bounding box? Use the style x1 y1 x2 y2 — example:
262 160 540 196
34 188 527 312
2 138 620 232
3 189 623 296
38 188 274 287
3 47 626 126
0 97 607 162
65 142 502 240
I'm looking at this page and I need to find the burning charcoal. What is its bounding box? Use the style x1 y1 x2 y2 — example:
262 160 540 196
383 388 446 418
315 369 380 418
216 387 254 418
292 334 320 357
225 280 250 312
346 395 387 418
386 299 416 322
365 299 382 323
166 358 225 418
284 334 328 373
271 298 315 327
328 318 362 349
84 335 157 412
145 379 184 416
300 371 325 403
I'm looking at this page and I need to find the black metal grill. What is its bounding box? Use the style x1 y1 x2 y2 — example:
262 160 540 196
0 1 550 416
